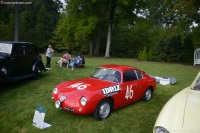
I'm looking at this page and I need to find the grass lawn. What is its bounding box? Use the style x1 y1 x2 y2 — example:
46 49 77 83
0 55 199 133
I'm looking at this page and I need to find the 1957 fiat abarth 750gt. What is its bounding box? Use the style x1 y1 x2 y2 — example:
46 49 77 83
52 64 156 120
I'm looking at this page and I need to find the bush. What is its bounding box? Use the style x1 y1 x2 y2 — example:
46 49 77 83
140 46 147 61
181 35 194 63
147 46 153 61
153 35 184 62
137 50 142 60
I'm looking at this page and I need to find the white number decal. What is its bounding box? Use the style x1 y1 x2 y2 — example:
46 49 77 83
70 83 89 90
70 83 83 88
77 85 87 90
125 85 134 100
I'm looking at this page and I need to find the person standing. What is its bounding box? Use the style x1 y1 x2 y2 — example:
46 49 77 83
46 45 54 70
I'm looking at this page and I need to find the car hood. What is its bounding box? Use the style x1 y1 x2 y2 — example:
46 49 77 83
154 87 200 133
55 77 117 96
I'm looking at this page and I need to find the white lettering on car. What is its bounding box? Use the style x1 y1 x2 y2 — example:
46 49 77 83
102 85 121 96
125 85 134 100
77 85 87 90
69 83 90 90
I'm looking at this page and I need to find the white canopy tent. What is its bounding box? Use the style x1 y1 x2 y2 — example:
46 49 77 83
194 48 200 66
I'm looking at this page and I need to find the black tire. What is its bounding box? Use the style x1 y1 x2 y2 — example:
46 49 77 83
33 64 42 79
93 99 112 121
142 87 152 102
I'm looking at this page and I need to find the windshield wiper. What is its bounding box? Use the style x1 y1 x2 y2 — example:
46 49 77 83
89 76 99 79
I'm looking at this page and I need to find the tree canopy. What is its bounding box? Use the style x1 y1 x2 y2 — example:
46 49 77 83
0 0 199 63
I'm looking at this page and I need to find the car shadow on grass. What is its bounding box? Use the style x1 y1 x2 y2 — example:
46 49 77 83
0 73 48 92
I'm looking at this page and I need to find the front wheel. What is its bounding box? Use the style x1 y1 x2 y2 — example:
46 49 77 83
142 87 152 102
33 64 42 79
93 99 112 121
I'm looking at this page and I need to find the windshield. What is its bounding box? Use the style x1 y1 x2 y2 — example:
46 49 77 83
191 72 200 90
0 43 12 54
89 68 121 83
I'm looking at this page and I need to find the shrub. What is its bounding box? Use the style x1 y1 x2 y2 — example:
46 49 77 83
140 46 147 61
153 35 184 62
137 50 142 60
147 46 153 61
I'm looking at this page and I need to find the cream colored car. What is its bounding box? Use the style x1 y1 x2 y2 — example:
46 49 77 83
153 72 200 133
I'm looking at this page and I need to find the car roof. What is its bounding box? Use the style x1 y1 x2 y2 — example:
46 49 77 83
99 64 141 71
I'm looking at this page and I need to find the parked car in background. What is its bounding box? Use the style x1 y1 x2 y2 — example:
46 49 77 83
153 72 200 133
0 41 45 84
52 64 156 120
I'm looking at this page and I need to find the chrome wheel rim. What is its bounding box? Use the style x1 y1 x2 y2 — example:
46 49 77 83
37 67 41 74
146 89 152 101
99 102 110 118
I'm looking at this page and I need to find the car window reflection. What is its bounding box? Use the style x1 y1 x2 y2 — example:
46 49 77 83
191 75 200 90
90 68 121 83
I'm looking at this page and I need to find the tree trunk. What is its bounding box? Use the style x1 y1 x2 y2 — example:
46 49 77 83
105 25 112 57
104 0 117 57
14 1 19 41
94 24 102 56
89 40 93 56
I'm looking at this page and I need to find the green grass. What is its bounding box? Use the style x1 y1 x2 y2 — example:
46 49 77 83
0 55 199 133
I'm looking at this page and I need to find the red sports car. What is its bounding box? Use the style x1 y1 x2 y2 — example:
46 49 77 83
52 64 156 120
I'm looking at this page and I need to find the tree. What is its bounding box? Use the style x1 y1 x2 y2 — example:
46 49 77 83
104 0 117 57
140 46 148 61
147 46 153 61
35 5 54 49
14 3 19 41
0 0 61 50
182 35 194 63
54 0 149 56
137 50 142 60
0 4 15 40
191 26 200 48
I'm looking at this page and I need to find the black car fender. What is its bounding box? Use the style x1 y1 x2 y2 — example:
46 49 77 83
32 60 45 72
0 59 9 78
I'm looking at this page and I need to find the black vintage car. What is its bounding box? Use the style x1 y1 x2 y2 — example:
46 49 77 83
0 41 45 84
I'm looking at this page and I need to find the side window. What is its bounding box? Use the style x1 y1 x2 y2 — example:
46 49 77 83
123 70 138 82
136 70 143 79
12 45 24 55
114 71 121 83
26 45 36 55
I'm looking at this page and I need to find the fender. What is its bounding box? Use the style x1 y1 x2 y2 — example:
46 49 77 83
0 59 10 83
32 60 45 72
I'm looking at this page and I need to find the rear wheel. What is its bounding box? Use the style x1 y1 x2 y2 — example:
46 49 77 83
93 99 112 121
142 87 152 102
33 64 42 79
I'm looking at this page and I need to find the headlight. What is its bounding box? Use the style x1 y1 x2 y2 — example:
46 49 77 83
2 67 7 75
53 88 58 94
155 126 169 133
60 95 66 102
80 97 87 106
55 100 61 109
